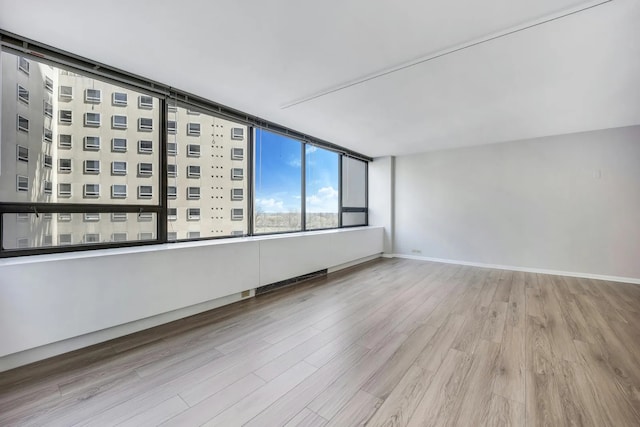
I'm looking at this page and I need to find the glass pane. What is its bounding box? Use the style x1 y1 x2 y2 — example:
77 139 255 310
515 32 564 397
166 103 248 240
305 145 338 229
2 212 157 249
254 129 302 233
0 51 160 205
342 211 367 227
342 157 367 208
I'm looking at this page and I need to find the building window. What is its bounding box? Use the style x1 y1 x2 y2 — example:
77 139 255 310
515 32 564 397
18 56 30 74
168 186 177 199
138 232 154 241
187 231 200 239
43 213 53 221
231 208 244 221
138 185 152 199
59 159 72 173
167 163 177 177
112 138 127 152
168 208 177 220
187 144 200 157
111 184 127 198
44 101 53 118
138 163 153 176
84 112 101 127
85 89 102 103
168 104 178 113
17 115 29 132
138 212 153 221
84 136 100 150
231 127 244 140
16 212 29 221
138 118 153 131
43 128 53 143
167 232 177 240
84 184 100 198
187 109 200 115
44 154 53 168
59 134 72 149
112 115 127 129
17 85 29 104
112 161 127 175
138 140 153 154
111 212 127 222
138 95 153 109
231 231 244 236
112 233 128 242
59 86 73 100
84 213 100 222
84 160 100 174
58 183 72 197
84 233 100 243
44 180 53 195
231 188 244 200
231 147 244 160
187 123 201 136
59 213 72 222
16 238 30 249
43 235 53 246
168 142 177 156
17 146 29 162
16 176 29 192
231 168 244 180
44 77 54 92
59 110 72 124
167 120 176 134
187 187 200 200
187 208 200 220
59 234 72 245
113 92 128 106
187 165 201 178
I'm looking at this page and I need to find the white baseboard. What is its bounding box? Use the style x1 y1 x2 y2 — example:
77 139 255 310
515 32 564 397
328 253 383 273
0 291 251 373
389 253 640 285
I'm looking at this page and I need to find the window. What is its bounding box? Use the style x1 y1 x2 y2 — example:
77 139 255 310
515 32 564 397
59 110 72 124
44 181 53 195
84 184 100 198
138 163 153 176
16 213 29 221
187 187 200 200
59 134 72 149
138 186 152 199
84 213 100 222
187 208 200 220
187 231 200 239
167 120 176 134
43 235 53 246
138 95 153 109
112 233 128 242
44 101 53 118
231 127 244 140
306 146 339 230
43 128 53 143
59 86 73 99
113 92 128 106
17 238 29 249
84 233 100 243
231 208 244 221
341 157 368 226
44 154 53 168
168 186 177 199
112 138 127 152
187 123 201 136
43 213 53 220
231 147 244 160
84 112 101 127
84 160 100 174
17 115 29 132
168 142 177 156
231 188 244 200
58 183 72 197
85 89 102 103
112 161 127 175
17 85 29 104
187 144 200 157
168 104 178 113
168 208 177 220
17 146 29 162
59 213 72 222
138 232 153 241
167 232 177 240
17 176 29 192
84 136 100 150
231 168 244 180
187 165 201 178
59 234 72 245
59 159 72 173
138 212 153 221
138 118 153 131
112 115 127 129
167 164 177 177
18 56 30 74
111 213 127 222
138 140 153 154
187 109 200 115
44 77 54 92
111 185 127 198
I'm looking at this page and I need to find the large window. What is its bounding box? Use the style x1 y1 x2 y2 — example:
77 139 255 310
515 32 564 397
254 129 302 233
341 157 368 226
305 145 339 229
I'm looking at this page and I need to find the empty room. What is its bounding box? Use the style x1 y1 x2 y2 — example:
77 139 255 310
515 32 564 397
0 0 639 426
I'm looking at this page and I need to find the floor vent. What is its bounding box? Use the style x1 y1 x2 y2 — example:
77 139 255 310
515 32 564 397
256 269 328 296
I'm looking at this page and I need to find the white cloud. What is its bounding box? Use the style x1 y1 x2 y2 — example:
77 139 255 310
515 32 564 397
306 145 318 153
288 158 301 168
255 198 284 213
306 186 338 213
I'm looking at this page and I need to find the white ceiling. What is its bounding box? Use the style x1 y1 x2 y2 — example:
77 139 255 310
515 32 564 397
1 0 639 157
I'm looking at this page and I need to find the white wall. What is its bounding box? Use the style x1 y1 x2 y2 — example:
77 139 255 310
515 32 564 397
0 227 383 371
368 156 394 254
393 126 640 281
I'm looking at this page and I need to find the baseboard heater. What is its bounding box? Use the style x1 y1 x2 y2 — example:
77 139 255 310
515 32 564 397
256 269 328 295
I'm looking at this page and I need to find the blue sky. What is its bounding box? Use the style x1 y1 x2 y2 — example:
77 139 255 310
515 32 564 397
254 129 338 213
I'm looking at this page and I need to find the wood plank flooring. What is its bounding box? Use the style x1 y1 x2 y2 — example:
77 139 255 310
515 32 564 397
1 258 640 426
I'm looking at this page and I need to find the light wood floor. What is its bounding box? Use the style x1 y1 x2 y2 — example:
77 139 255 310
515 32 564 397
1 258 640 426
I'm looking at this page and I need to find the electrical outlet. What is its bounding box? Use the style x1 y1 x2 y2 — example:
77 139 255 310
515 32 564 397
411 249 422 254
